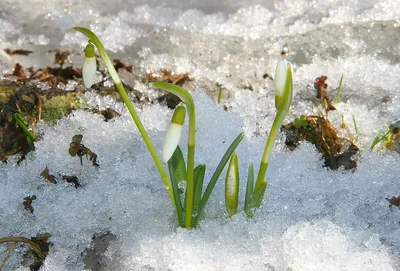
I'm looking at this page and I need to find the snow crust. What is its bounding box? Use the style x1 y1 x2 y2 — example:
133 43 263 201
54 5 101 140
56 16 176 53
1 0 400 270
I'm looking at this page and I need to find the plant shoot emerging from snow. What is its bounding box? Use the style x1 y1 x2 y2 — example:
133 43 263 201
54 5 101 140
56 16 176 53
74 27 243 228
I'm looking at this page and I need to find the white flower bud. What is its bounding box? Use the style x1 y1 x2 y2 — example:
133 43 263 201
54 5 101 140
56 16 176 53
162 105 186 162
274 60 293 111
82 43 96 88
225 152 239 217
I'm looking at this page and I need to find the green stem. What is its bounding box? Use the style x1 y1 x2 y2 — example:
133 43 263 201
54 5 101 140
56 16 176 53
185 98 196 228
73 27 175 205
254 108 287 198
186 145 195 227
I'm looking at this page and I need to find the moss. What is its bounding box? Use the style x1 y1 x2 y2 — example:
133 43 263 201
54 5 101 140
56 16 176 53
42 93 87 122
0 81 19 107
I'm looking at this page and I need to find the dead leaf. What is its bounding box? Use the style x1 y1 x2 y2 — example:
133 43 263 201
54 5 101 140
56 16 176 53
12 63 27 80
113 59 133 73
51 49 74 67
387 196 400 207
40 167 56 184
62 175 80 188
314 76 328 99
282 115 359 170
23 195 36 213
90 108 120 121
4 48 34 56
145 69 190 86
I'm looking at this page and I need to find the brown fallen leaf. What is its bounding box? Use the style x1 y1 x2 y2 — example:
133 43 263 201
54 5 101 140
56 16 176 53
282 114 359 170
113 59 133 73
40 167 56 184
62 175 80 188
90 108 121 121
146 69 190 86
386 196 400 207
314 75 336 113
314 75 328 99
23 195 36 213
12 63 28 80
4 48 34 56
51 49 74 67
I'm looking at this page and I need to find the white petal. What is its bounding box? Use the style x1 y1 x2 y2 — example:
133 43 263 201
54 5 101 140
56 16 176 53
83 57 96 88
162 123 183 162
274 60 288 97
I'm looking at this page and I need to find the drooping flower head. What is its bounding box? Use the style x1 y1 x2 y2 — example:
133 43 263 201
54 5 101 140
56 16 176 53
82 42 96 88
163 105 186 162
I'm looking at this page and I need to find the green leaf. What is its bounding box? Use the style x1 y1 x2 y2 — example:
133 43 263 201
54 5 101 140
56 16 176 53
193 132 244 227
168 148 184 227
71 134 83 144
370 135 384 151
294 115 308 129
193 164 206 210
352 115 358 134
13 113 36 142
253 179 268 208
370 127 391 151
246 178 268 218
244 163 254 215
334 74 344 105
14 112 28 125
169 146 187 183
218 86 223 104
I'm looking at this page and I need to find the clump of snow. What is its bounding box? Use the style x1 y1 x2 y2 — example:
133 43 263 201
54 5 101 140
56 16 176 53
282 220 395 271
1 0 400 270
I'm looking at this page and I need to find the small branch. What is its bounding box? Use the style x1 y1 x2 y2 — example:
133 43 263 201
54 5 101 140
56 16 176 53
0 242 16 269
0 237 45 259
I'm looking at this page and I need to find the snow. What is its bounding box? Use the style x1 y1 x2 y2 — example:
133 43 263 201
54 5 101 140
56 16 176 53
1 0 400 270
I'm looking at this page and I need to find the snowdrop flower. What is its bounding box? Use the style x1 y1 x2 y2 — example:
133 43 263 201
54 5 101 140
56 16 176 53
274 59 293 112
163 105 186 162
225 152 239 217
82 42 96 88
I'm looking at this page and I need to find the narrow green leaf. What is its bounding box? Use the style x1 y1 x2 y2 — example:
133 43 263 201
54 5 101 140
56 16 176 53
193 164 206 210
370 135 383 151
13 113 36 142
244 163 254 215
352 115 358 134
14 112 28 125
253 179 268 208
168 148 184 227
193 132 244 227
334 74 344 105
370 127 391 151
217 86 223 104
170 146 187 183
246 178 268 218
